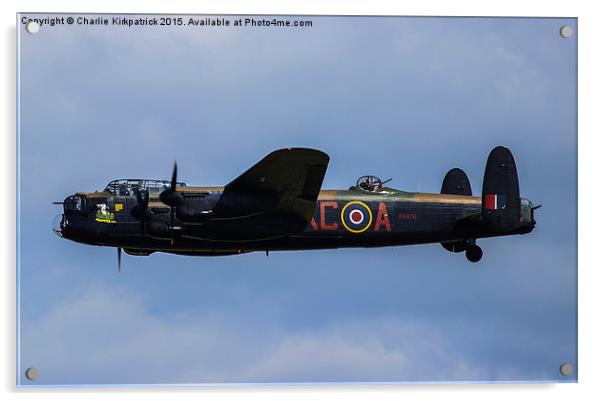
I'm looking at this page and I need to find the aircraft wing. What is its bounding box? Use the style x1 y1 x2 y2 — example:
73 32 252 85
212 148 330 232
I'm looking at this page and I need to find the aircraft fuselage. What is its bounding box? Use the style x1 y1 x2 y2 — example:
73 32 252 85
55 186 535 256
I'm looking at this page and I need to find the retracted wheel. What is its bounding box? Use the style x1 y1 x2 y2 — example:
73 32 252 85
465 245 483 263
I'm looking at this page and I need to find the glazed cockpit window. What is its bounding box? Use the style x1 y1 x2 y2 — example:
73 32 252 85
356 175 383 191
104 179 187 196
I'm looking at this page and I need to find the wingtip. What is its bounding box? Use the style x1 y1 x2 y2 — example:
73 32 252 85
270 147 330 160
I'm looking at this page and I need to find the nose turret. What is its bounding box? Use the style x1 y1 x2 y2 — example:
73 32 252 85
52 193 89 241
52 213 65 237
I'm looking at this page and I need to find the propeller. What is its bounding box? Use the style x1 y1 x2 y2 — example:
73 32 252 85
131 188 150 220
159 162 183 239
131 188 150 252
117 247 122 274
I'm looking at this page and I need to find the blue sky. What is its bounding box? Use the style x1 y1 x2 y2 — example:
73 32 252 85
17 15 577 385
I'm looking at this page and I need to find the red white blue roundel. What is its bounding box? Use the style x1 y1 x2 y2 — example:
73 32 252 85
341 201 373 233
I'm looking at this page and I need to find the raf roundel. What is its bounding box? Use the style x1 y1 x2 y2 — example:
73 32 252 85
341 201 373 233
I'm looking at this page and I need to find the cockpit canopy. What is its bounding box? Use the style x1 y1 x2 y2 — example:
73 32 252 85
356 175 384 192
103 179 187 197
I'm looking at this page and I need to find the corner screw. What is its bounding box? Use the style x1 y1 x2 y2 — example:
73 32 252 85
559 25 573 38
559 363 573 376
25 367 38 380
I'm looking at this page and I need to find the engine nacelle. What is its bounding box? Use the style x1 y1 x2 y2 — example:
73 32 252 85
176 205 213 224
147 220 173 239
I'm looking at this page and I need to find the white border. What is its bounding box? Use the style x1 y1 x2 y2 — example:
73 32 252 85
4 0 599 400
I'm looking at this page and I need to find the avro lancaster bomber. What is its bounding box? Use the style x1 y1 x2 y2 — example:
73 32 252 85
53 146 538 270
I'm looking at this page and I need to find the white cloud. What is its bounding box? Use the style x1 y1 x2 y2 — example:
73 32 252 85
20 283 488 385
237 319 486 383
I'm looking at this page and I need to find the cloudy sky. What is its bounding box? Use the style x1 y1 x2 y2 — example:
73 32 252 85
17 15 577 385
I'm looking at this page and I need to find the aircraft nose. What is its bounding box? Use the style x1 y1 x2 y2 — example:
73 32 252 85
52 213 65 237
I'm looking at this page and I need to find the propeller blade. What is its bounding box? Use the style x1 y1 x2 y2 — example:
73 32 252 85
159 162 181 207
170 162 178 191
131 188 150 221
158 161 182 245
130 188 150 254
117 247 122 274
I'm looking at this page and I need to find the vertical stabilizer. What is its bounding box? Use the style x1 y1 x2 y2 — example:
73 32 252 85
482 146 521 232
441 168 472 196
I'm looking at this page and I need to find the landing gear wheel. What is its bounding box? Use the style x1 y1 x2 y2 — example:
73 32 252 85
465 245 483 263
